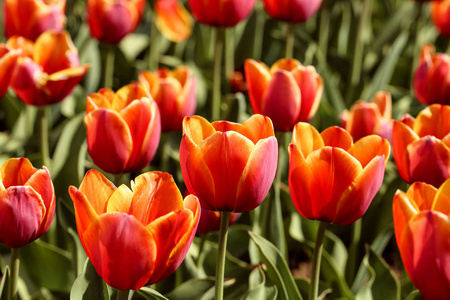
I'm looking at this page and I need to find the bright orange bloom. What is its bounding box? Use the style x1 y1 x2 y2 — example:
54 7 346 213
245 58 323 131
139 66 197 132
85 83 161 174
413 44 450 105
155 0 193 42
0 158 55 248
340 91 392 141
393 180 450 299
289 123 389 225
180 114 278 212
69 170 200 290
86 0 146 44
8 31 89 106
196 207 239 235
392 104 450 188
0 44 20 98
261 0 322 23
3 0 66 41
187 0 256 27
432 0 450 37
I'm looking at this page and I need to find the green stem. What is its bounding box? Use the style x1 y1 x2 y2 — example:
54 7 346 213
318 0 330 60
8 248 20 300
215 212 230 300
160 133 171 172
148 9 160 70
411 2 425 86
309 221 327 300
225 28 235 88
253 1 265 61
104 44 115 89
196 233 207 267
285 23 294 59
116 289 130 300
39 106 50 169
212 27 224 121
346 219 362 285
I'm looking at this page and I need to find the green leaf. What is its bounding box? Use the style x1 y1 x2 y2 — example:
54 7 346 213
248 231 302 300
405 290 424 300
0 266 10 300
70 258 109 300
119 33 149 62
138 287 169 300
164 278 215 300
240 266 278 300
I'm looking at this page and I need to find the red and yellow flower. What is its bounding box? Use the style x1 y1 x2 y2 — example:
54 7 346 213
154 0 193 42
187 0 256 27
261 0 322 23
432 0 450 37
0 44 20 98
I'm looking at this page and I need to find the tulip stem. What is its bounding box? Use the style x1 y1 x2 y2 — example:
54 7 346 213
8 248 20 300
148 8 160 70
215 211 230 300
318 0 330 60
253 1 265 61
309 221 327 300
411 2 425 86
160 133 171 172
212 27 224 121
104 44 115 89
285 23 294 59
39 106 50 169
346 218 361 285
225 28 235 90
116 289 129 300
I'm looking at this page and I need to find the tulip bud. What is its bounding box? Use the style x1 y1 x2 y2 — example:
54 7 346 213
188 0 256 27
261 0 322 23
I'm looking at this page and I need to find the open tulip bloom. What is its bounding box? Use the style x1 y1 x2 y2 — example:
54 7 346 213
0 44 20 99
69 169 200 291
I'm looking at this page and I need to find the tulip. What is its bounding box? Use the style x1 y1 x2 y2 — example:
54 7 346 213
187 0 256 27
261 0 322 23
85 83 161 174
413 44 450 105
393 180 450 299
229 70 247 94
245 58 323 131
0 44 20 98
392 104 450 188
288 123 390 225
0 157 55 248
154 0 193 42
8 31 89 106
196 207 239 235
139 66 197 132
432 0 450 37
3 0 66 41
69 169 200 290
179 114 278 212
86 0 146 44
340 91 392 141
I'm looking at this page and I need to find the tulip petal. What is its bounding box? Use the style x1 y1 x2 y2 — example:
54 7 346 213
433 179 450 215
83 213 156 290
348 135 390 167
0 47 20 98
106 184 133 214
112 83 149 112
78 169 116 215
393 188 420 248
86 92 112 114
182 115 216 145
414 104 450 139
345 102 382 141
291 122 324 158
155 0 193 42
244 59 271 115
237 114 275 143
406 182 437 211
392 121 419 183
0 157 36 188
372 91 392 119
69 185 99 247
320 126 353 150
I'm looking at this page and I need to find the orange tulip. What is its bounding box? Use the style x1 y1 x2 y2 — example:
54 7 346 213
432 0 450 37
8 31 89 106
86 0 146 44
393 180 450 299
0 158 55 248
3 0 66 41
413 44 450 105
85 83 161 174
69 169 200 290
392 104 450 188
261 0 322 23
340 91 392 141
196 207 240 235
289 123 389 225
245 58 323 131
0 44 20 98
155 0 193 42
187 0 256 27
139 66 197 132
180 114 278 212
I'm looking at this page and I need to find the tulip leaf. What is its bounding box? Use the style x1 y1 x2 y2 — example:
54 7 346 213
248 231 303 300
0 266 10 300
119 33 149 62
138 287 169 300
405 290 424 300
164 277 215 300
70 258 109 300
240 266 278 300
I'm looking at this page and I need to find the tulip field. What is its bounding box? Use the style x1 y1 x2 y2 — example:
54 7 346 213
1 0 450 299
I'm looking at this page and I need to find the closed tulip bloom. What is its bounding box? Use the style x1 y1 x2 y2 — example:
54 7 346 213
392 104 450 188
196 207 240 235
262 0 322 23
188 0 256 27
0 158 55 248
340 91 392 141
180 114 278 212
155 0 193 42
0 44 20 98
245 58 323 131
139 66 197 132
87 0 146 44
3 0 66 41
85 83 161 174
8 31 89 106
432 1 450 37
289 123 390 225
69 170 200 290
393 180 450 299
413 44 450 105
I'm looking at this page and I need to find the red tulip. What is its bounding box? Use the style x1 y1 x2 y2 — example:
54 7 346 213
392 104 450 188
155 0 193 42
340 91 392 141
432 0 450 37
393 180 450 299
187 0 256 27
3 0 66 41
69 169 200 290
245 58 323 131
0 158 55 248
0 44 20 98
139 66 197 132
289 123 389 225
180 114 278 212
8 31 89 106
413 44 450 105
261 0 322 23
196 207 240 235
85 83 161 174
86 0 146 44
